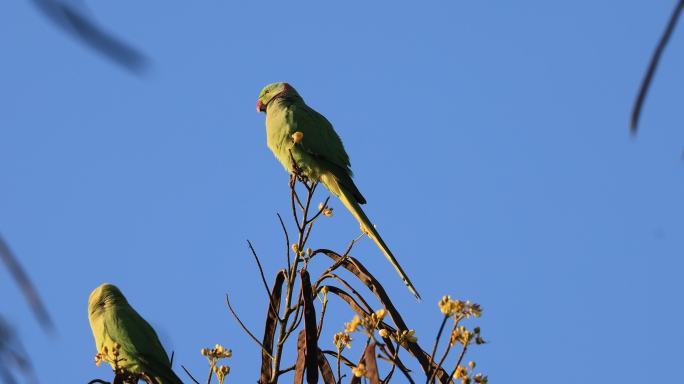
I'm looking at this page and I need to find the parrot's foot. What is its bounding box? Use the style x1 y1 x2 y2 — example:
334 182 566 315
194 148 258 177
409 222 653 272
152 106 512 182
289 170 309 186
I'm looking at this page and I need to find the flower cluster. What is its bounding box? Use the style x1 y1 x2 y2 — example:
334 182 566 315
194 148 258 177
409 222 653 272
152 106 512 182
333 332 352 351
344 315 362 333
213 365 230 384
352 363 367 378
200 344 232 384
364 308 386 331
450 326 485 347
200 344 233 359
343 308 387 335
317 202 334 217
453 362 488 384
395 329 418 344
439 296 482 319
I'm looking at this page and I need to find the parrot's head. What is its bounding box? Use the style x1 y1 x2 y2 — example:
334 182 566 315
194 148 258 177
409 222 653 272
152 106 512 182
88 283 128 314
256 82 298 113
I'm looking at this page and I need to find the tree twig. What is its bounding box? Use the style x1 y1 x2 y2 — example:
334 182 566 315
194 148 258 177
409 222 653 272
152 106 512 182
181 365 201 384
277 213 292 272
426 315 449 383
225 294 274 360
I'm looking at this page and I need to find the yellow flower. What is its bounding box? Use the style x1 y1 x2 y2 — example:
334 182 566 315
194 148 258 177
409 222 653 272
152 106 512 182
333 332 352 350
291 243 299 252
451 326 471 346
345 315 362 333
215 365 230 384
375 308 387 320
378 328 389 338
292 131 304 144
438 295 466 317
352 363 366 378
453 365 468 379
396 329 417 344
468 302 482 318
439 295 452 315
323 207 334 217
405 329 417 343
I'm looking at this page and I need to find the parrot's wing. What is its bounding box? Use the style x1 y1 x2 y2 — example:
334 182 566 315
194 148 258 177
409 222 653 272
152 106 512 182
103 306 182 383
287 103 366 203
287 103 351 172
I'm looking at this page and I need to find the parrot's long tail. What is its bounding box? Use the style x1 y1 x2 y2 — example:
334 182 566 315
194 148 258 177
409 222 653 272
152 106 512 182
322 173 421 300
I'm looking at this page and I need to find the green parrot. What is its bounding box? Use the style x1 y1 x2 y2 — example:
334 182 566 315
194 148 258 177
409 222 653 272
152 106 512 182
87 283 183 384
256 82 421 300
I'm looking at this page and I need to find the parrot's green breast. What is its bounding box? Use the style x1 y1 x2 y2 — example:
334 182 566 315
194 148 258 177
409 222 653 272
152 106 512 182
265 99 326 182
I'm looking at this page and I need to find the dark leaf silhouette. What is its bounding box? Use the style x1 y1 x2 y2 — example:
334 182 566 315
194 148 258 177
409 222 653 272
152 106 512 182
0 234 53 331
363 342 380 384
0 317 36 384
294 331 306 384
317 349 336 384
259 270 286 383
631 0 684 132
300 270 319 384
31 0 148 73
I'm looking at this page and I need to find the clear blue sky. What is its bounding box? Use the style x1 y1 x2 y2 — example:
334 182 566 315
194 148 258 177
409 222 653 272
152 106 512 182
2 1 683 383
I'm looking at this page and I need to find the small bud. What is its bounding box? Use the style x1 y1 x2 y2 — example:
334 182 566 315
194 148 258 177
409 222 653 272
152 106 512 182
468 361 476 369
378 329 389 338
292 131 304 144
292 243 299 252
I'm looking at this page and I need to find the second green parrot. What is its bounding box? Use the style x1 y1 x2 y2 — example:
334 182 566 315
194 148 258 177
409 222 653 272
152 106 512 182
257 82 421 300
88 283 183 384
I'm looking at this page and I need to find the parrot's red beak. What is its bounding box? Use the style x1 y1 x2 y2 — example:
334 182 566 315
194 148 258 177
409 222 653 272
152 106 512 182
256 99 266 113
